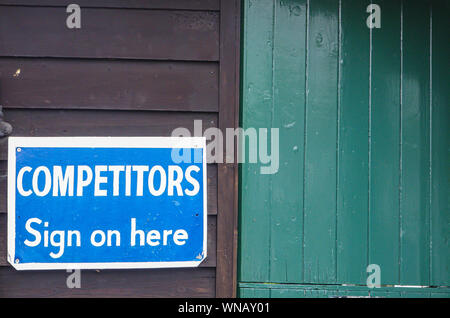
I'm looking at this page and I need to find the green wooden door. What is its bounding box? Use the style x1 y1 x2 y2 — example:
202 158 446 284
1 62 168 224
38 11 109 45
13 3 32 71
239 0 449 297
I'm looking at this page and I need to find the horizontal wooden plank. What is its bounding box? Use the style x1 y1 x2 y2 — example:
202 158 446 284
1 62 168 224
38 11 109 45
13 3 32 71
0 6 219 61
0 266 215 297
0 59 218 112
0 0 220 10
0 109 218 214
203 215 217 267
0 213 216 267
0 108 218 157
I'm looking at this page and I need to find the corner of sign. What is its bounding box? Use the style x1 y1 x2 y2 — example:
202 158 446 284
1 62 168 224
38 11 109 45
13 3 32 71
7 253 21 271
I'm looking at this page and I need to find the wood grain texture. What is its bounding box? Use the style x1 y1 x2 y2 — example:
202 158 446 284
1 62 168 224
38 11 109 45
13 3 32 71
0 109 218 215
239 0 273 284
0 266 216 297
400 0 431 286
239 282 450 298
0 6 219 61
215 0 240 298
0 108 218 158
431 0 450 287
0 161 4 213
0 0 220 10
0 59 218 112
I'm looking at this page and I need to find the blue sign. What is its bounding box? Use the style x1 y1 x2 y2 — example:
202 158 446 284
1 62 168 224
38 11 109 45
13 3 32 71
7 137 207 270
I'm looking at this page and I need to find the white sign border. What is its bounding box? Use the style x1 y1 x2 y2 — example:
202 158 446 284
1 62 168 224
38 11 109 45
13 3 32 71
7 136 208 270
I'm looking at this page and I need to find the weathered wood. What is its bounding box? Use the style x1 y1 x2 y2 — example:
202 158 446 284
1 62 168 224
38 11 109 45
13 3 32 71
0 109 217 160
0 109 219 214
0 59 218 112
206 164 218 216
0 213 216 267
0 0 220 10
269 0 306 284
0 170 4 213
215 0 240 298
400 0 431 286
240 282 450 298
303 0 339 284
0 212 5 265
240 0 308 285
431 0 450 287
0 6 219 61
0 266 216 297
239 0 273 284
0 0 240 298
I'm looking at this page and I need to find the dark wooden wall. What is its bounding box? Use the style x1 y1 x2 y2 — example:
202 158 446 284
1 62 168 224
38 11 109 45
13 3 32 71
0 0 240 297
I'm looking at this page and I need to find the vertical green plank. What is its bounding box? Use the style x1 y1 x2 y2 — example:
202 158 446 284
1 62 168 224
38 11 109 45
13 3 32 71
369 0 401 285
400 0 431 286
337 0 370 284
239 0 274 283
270 0 306 283
239 288 270 298
303 0 339 284
431 0 450 287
